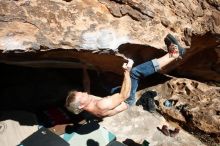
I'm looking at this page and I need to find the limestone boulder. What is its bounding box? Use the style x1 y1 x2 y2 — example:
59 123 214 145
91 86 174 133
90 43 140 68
149 78 220 145
0 1 219 145
0 0 219 81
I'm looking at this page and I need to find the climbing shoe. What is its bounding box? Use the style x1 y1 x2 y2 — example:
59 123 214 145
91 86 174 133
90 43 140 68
164 33 185 59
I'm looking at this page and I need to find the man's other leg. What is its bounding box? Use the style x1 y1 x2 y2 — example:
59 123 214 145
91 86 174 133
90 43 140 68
125 34 186 106
125 59 159 106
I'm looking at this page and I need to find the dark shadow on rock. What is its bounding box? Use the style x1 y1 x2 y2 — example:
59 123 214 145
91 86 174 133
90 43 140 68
65 123 82 134
87 139 99 146
118 43 166 66
107 141 128 146
0 63 84 111
81 112 104 124
157 126 162 132
35 106 85 126
66 121 100 135
123 139 142 146
139 73 172 89
0 110 38 126
0 62 106 132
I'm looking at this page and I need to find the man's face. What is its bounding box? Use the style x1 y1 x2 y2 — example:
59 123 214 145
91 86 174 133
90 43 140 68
75 92 89 106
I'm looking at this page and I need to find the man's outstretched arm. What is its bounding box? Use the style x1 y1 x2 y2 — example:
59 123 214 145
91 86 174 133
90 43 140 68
97 59 134 110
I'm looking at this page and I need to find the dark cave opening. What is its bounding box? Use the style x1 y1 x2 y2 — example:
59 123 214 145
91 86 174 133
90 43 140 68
0 63 84 111
0 61 171 112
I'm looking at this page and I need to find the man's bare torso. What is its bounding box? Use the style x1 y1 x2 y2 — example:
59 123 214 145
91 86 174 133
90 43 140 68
84 95 109 117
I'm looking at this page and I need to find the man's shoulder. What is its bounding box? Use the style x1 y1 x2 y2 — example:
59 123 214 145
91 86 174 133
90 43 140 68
90 95 102 100
90 94 119 100
96 93 120 109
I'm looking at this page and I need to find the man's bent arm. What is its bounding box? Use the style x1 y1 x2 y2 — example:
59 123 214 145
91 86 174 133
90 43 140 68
119 70 131 100
101 102 128 117
97 60 132 110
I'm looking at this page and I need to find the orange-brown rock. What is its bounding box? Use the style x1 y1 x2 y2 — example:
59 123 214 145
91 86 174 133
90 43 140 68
0 0 219 81
151 78 220 145
0 0 219 145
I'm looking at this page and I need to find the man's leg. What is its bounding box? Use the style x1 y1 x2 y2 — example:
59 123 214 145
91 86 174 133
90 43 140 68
125 59 159 105
125 55 177 106
125 34 185 106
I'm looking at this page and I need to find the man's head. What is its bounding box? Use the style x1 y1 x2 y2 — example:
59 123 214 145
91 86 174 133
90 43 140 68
65 90 90 114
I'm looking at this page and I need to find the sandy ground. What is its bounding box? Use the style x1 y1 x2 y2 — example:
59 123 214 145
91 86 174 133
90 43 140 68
0 107 206 146
0 111 38 146
99 106 206 146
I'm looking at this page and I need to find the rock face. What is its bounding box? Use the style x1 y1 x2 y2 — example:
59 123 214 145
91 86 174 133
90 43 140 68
0 0 219 79
0 0 219 145
150 78 220 145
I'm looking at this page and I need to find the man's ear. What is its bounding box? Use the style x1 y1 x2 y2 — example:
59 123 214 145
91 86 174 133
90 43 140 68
78 104 85 109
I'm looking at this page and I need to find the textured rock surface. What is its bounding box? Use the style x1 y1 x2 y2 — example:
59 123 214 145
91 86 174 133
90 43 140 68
0 0 219 79
0 0 219 145
142 78 220 145
100 106 206 146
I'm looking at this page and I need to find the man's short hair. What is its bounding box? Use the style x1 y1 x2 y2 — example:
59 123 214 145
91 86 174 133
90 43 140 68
65 90 83 114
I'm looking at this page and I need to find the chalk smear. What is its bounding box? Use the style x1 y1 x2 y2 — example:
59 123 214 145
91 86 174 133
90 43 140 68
81 29 130 50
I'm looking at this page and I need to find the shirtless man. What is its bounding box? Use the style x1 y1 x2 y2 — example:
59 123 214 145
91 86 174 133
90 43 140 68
65 59 134 117
66 34 185 117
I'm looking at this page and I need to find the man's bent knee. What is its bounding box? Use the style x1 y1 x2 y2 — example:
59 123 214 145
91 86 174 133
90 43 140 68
130 68 140 80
